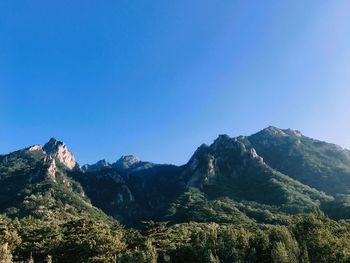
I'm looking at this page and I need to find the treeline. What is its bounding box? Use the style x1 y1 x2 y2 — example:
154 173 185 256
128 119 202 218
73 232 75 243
1 212 350 263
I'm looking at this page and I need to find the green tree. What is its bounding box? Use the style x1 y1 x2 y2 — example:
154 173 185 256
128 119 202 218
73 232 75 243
57 218 125 263
271 242 289 263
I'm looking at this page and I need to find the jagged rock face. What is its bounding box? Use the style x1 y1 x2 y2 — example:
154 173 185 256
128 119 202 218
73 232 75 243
82 155 157 174
44 156 57 182
257 126 303 138
184 145 215 187
183 134 264 188
283 128 303 137
113 155 141 170
43 138 78 170
112 155 155 172
211 135 263 163
82 159 111 172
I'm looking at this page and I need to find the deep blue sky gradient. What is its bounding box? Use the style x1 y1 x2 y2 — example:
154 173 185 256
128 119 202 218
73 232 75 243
1 1 350 165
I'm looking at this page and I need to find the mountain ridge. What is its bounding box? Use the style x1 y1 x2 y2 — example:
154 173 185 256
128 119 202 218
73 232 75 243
1 126 350 226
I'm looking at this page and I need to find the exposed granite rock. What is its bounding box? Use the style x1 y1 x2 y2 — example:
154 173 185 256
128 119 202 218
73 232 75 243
44 156 57 182
283 128 303 137
183 134 265 188
43 138 78 170
263 126 288 136
112 155 155 172
113 155 141 170
27 145 42 152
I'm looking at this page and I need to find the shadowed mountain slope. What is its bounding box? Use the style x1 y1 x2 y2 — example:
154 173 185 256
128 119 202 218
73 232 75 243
1 127 350 225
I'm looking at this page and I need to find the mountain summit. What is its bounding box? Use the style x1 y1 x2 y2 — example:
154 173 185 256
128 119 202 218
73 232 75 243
81 159 111 172
112 155 155 172
114 155 141 170
43 138 78 170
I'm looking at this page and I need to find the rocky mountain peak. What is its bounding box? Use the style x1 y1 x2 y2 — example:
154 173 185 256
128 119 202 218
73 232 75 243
119 155 140 163
283 128 303 137
216 134 231 141
258 126 303 138
113 155 141 170
184 134 264 188
81 159 111 172
262 126 286 136
43 137 78 170
212 134 238 150
95 159 110 167
212 134 250 155
43 137 62 150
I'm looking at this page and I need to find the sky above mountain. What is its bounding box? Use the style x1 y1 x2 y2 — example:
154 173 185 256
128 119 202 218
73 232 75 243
1 0 350 165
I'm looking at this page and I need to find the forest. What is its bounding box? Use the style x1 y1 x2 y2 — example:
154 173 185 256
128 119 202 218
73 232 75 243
1 211 350 263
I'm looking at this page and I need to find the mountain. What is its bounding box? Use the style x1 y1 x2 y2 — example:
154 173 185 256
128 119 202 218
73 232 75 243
184 134 331 206
81 155 156 173
1 127 350 226
43 138 79 170
112 155 156 172
0 141 109 221
81 159 111 172
248 126 350 195
166 133 332 224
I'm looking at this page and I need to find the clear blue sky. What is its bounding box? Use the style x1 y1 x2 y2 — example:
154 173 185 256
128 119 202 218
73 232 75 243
1 1 350 165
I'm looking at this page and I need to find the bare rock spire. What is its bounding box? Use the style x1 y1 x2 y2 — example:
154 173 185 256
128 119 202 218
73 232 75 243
43 138 78 170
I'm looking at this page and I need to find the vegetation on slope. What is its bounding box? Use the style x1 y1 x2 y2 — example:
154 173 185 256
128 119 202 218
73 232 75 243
2 212 350 263
2 128 350 262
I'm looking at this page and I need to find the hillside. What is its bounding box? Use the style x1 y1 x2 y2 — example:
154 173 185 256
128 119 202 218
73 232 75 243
0 140 110 222
2 128 350 225
2 127 350 262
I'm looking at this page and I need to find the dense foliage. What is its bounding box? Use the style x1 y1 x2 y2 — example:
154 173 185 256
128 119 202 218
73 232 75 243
1 212 350 263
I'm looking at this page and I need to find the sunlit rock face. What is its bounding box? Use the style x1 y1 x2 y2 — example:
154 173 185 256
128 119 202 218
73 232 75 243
111 155 155 172
43 138 78 170
44 156 57 182
27 145 42 152
113 155 141 170
183 134 265 188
